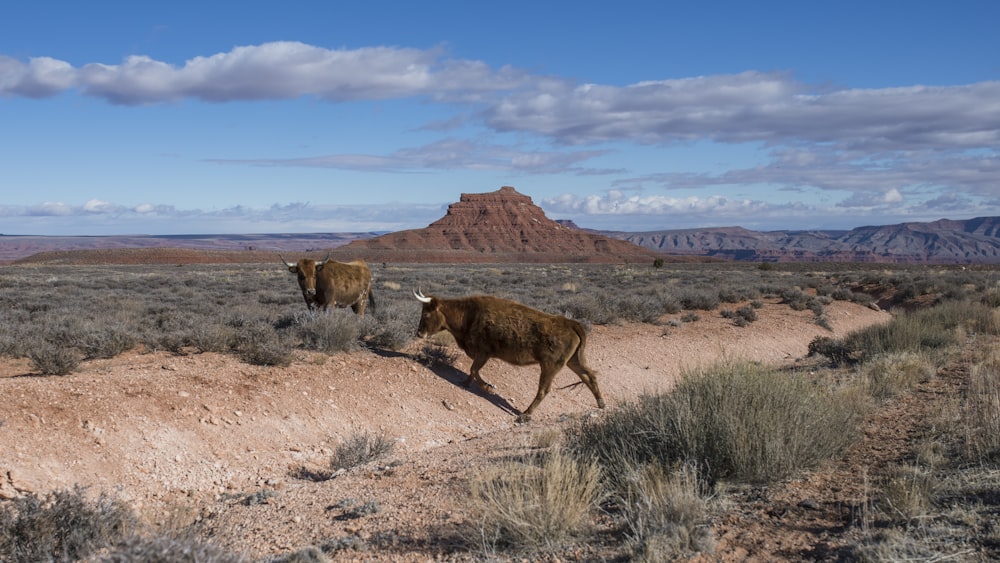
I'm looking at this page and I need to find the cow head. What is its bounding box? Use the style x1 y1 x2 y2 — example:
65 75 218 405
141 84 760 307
413 290 445 338
281 254 329 299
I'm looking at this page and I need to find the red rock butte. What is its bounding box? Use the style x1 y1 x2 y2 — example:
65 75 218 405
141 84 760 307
332 186 660 263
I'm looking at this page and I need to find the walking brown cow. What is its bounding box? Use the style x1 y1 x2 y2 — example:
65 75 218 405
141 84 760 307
413 291 605 422
281 255 375 316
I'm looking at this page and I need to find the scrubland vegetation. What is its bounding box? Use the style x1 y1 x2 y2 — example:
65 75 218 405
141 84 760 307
1 261 998 561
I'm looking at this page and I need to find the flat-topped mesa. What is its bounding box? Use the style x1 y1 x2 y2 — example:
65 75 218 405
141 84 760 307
337 186 659 263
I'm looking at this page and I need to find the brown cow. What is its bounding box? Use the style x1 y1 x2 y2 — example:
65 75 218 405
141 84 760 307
281 255 375 316
413 291 605 422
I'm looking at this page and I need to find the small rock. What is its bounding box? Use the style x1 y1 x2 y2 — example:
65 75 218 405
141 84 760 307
798 498 821 510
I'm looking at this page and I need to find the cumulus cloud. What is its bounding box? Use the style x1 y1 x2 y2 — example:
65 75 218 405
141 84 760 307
0 56 75 97
2 42 529 105
485 73 1000 152
4 42 998 159
547 190 774 216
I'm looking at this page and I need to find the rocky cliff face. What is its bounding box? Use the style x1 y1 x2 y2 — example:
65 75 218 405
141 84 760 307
336 186 661 263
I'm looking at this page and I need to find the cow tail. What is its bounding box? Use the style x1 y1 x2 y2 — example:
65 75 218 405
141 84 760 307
367 285 377 313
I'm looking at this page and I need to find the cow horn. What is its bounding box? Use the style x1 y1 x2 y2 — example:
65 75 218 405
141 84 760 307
413 290 432 303
316 252 331 266
278 254 295 268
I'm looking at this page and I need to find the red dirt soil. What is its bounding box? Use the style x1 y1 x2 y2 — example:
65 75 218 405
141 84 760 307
0 298 891 560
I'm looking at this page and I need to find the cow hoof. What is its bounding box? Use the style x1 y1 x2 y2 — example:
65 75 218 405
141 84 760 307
515 413 532 424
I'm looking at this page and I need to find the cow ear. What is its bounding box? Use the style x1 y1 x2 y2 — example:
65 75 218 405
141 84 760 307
287 266 299 273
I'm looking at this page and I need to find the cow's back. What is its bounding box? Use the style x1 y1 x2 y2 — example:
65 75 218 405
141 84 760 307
317 260 372 306
455 296 582 366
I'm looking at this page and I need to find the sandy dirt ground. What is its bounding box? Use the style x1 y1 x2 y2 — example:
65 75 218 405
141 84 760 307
0 298 892 560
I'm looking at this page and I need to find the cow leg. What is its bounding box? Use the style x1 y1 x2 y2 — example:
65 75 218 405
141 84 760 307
354 289 369 317
567 358 606 409
516 362 562 423
467 356 495 392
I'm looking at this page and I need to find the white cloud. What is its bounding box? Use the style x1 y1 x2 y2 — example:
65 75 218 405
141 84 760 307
81 199 120 213
210 138 617 175
883 188 904 203
27 202 75 216
0 200 446 236
0 56 75 97
1 42 530 105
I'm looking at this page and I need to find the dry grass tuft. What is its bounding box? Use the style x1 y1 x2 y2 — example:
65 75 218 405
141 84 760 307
468 450 603 553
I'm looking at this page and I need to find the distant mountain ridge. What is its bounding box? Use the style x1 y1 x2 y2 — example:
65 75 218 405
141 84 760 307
608 216 1000 263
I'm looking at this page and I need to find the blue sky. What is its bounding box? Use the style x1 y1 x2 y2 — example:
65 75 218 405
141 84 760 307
2 1 999 236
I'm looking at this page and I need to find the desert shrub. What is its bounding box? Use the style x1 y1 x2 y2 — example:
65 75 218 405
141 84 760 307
721 305 758 326
558 294 616 325
231 322 291 367
417 342 459 369
878 464 936 523
77 324 137 359
468 450 603 552
982 287 1000 308
566 361 869 487
808 336 852 365
95 533 248 562
843 300 995 363
718 285 757 304
29 342 82 375
863 352 936 402
0 486 138 562
189 323 235 354
680 312 700 323
617 462 714 560
963 356 1000 462
365 303 417 351
335 499 381 520
331 431 395 470
679 289 719 311
294 311 364 353
781 287 811 310
614 294 672 323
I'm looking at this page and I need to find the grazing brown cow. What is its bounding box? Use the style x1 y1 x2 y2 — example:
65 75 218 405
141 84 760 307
413 291 605 422
281 255 375 316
